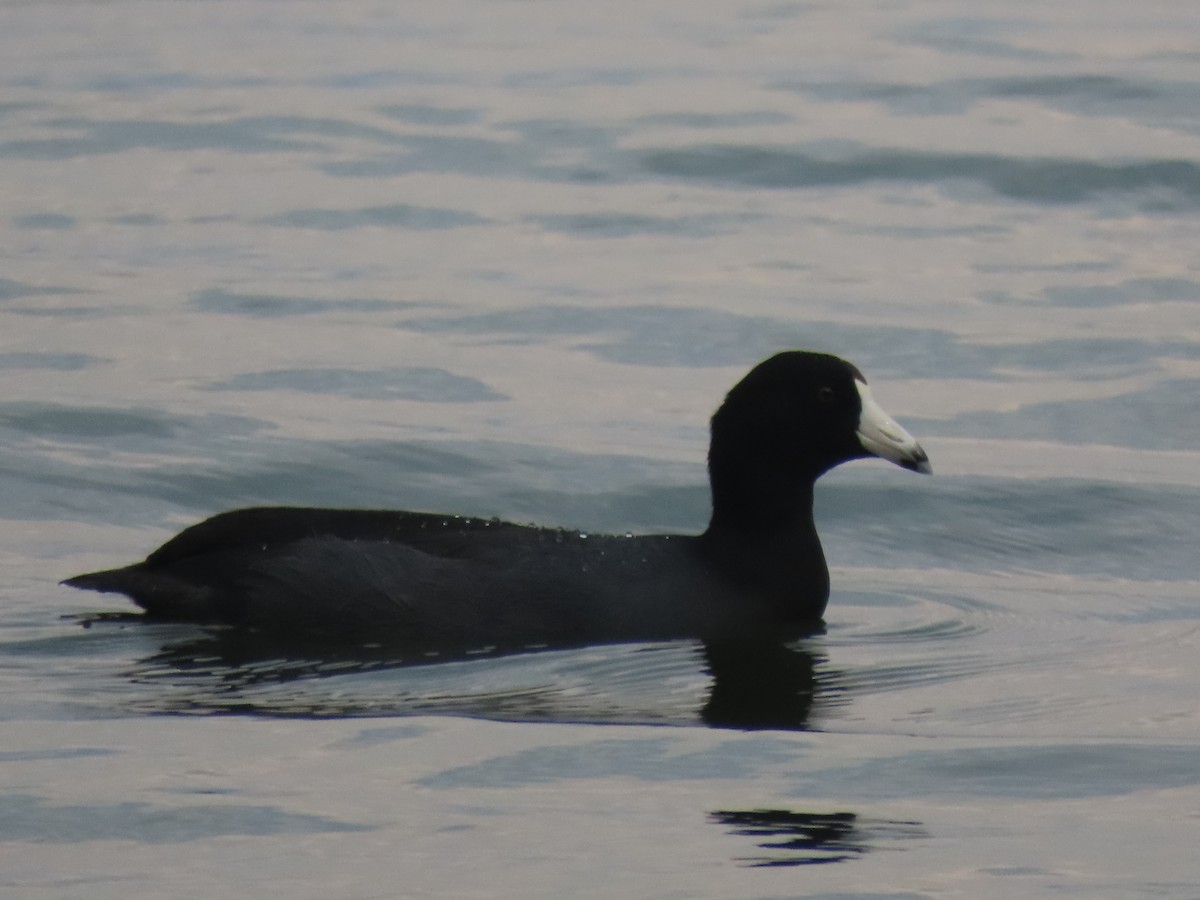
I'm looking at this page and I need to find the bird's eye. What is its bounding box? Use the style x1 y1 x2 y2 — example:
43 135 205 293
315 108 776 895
816 386 835 404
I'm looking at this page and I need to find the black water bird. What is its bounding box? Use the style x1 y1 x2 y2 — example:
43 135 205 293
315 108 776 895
64 351 930 645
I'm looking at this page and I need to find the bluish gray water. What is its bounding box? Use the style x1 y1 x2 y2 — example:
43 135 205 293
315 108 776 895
2 2 1199 897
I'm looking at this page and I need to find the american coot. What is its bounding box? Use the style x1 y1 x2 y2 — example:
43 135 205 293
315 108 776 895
64 351 930 646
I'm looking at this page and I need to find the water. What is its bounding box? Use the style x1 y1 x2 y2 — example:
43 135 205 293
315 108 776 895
2 1 1199 897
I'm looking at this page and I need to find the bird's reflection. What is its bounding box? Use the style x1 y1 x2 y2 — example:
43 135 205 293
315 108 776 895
709 809 927 867
83 614 836 729
700 635 821 730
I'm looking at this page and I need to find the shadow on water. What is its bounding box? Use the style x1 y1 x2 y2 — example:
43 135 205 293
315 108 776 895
76 615 834 730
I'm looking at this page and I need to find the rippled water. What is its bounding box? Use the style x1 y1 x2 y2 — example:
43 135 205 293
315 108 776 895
2 2 1199 897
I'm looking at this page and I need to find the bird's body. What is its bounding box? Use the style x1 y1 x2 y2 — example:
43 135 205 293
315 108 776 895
64 351 930 646
66 506 827 645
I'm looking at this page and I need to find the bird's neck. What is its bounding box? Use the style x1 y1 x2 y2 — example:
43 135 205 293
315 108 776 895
706 467 817 537
701 475 829 621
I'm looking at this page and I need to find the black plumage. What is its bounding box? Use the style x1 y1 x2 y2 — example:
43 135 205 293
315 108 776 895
64 351 930 645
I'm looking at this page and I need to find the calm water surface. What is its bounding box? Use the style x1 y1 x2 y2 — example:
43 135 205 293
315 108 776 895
2 2 1198 898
